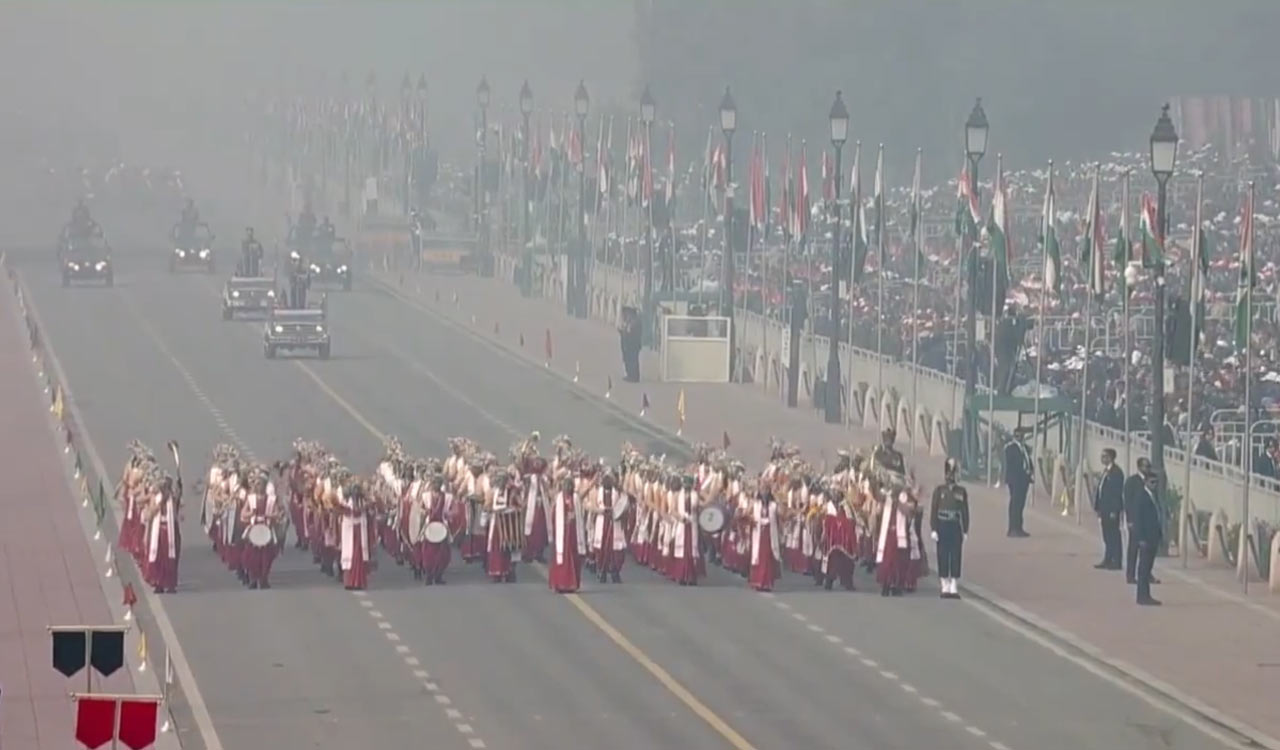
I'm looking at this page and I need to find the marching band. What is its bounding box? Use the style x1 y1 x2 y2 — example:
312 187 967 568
116 427 970 598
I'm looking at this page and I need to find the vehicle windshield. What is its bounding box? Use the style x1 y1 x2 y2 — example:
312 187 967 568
64 240 108 259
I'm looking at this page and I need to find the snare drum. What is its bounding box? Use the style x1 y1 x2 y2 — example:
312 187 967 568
423 520 449 544
246 522 274 548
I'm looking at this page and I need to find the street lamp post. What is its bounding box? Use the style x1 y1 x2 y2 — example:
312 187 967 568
572 80 590 318
1149 103 1179 507
640 85 657 344
476 76 491 247
519 80 534 296
962 98 989 472
824 91 849 423
719 87 737 378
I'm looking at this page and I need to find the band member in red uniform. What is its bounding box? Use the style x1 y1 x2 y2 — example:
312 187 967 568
339 478 371 590
748 488 782 592
668 475 704 586
590 472 627 583
144 475 181 594
485 473 518 583
521 457 550 563
240 468 281 589
875 483 921 596
419 473 454 585
548 478 585 593
820 486 858 591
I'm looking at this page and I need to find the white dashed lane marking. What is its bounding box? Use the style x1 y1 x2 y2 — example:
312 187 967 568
771 596 1015 749
361 596 485 748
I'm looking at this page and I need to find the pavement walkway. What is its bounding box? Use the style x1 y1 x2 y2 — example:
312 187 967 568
370 265 1280 745
0 269 136 748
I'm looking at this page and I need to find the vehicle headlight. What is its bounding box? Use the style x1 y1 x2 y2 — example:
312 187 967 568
315 325 324 332
231 290 240 298
310 264 320 273
175 248 185 257
68 262 79 270
266 289 275 297
199 248 210 258
290 251 300 260
94 261 106 271
274 325 283 333
337 265 348 273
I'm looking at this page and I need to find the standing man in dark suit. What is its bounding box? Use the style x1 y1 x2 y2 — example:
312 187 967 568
1123 457 1155 584
1133 470 1163 606
1003 431 1033 537
1092 449 1125 570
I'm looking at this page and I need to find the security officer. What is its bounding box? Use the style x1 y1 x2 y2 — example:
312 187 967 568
1132 470 1163 606
240 227 264 277
1093 448 1126 570
1003 430 1033 537
1123 456 1155 584
929 457 969 599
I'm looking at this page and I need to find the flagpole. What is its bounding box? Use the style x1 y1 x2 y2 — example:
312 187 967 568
1180 171 1203 568
950 231 964 424
875 144 886 403
986 154 1003 486
698 125 713 307
846 140 862 427
761 131 770 393
1241 180 1255 593
1074 164 1100 524
1032 161 1053 505
911 148 923 453
1121 170 1132 473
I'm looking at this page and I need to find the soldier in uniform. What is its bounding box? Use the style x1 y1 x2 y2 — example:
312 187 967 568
872 429 906 477
930 458 969 599
240 227 264 277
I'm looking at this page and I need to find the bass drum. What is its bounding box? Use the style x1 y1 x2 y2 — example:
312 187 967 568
246 523 274 548
697 504 727 535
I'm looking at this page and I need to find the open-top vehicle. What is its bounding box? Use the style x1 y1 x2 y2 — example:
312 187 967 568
307 237 354 291
263 304 330 359
61 236 113 287
170 224 216 273
222 276 277 319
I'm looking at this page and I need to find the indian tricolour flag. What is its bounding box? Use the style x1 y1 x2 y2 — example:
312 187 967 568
1040 164 1061 294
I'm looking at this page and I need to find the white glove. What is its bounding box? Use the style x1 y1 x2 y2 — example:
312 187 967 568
930 531 939 542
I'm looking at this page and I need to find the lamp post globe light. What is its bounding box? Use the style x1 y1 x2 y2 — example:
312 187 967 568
824 90 849 423
961 97 988 472
1148 103 1178 501
640 85 657 344
718 86 738 379
569 80 589 318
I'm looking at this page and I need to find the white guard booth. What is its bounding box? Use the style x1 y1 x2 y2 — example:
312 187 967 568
660 315 731 383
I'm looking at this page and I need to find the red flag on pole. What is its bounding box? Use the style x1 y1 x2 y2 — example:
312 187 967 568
117 698 161 750
75 696 117 749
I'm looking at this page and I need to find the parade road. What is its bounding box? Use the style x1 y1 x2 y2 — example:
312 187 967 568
12 255 1236 750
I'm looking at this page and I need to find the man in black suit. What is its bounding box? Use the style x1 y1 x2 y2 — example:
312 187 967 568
1003 432 1033 537
1123 457 1158 584
1093 448 1125 570
1133 470 1163 606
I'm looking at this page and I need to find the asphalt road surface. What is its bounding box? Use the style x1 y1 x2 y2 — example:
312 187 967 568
14 253 1239 750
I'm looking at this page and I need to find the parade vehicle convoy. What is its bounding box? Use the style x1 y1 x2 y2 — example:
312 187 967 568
60 237 114 287
307 237 354 291
264 300 330 359
170 223 217 273
222 276 277 319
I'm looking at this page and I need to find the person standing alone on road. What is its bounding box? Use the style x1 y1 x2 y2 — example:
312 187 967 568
1132 470 1163 606
1124 457 1158 585
619 306 642 382
1093 449 1125 570
930 458 969 599
1003 431 1032 537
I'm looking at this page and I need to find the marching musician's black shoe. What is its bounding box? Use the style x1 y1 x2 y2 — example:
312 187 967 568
813 575 824 587
505 571 517 583
880 584 891 597
249 581 259 590
153 586 163 595
891 587 903 596
424 577 433 586
823 578 834 591
610 572 621 584
598 572 608 583
433 575 445 585
260 582 270 590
